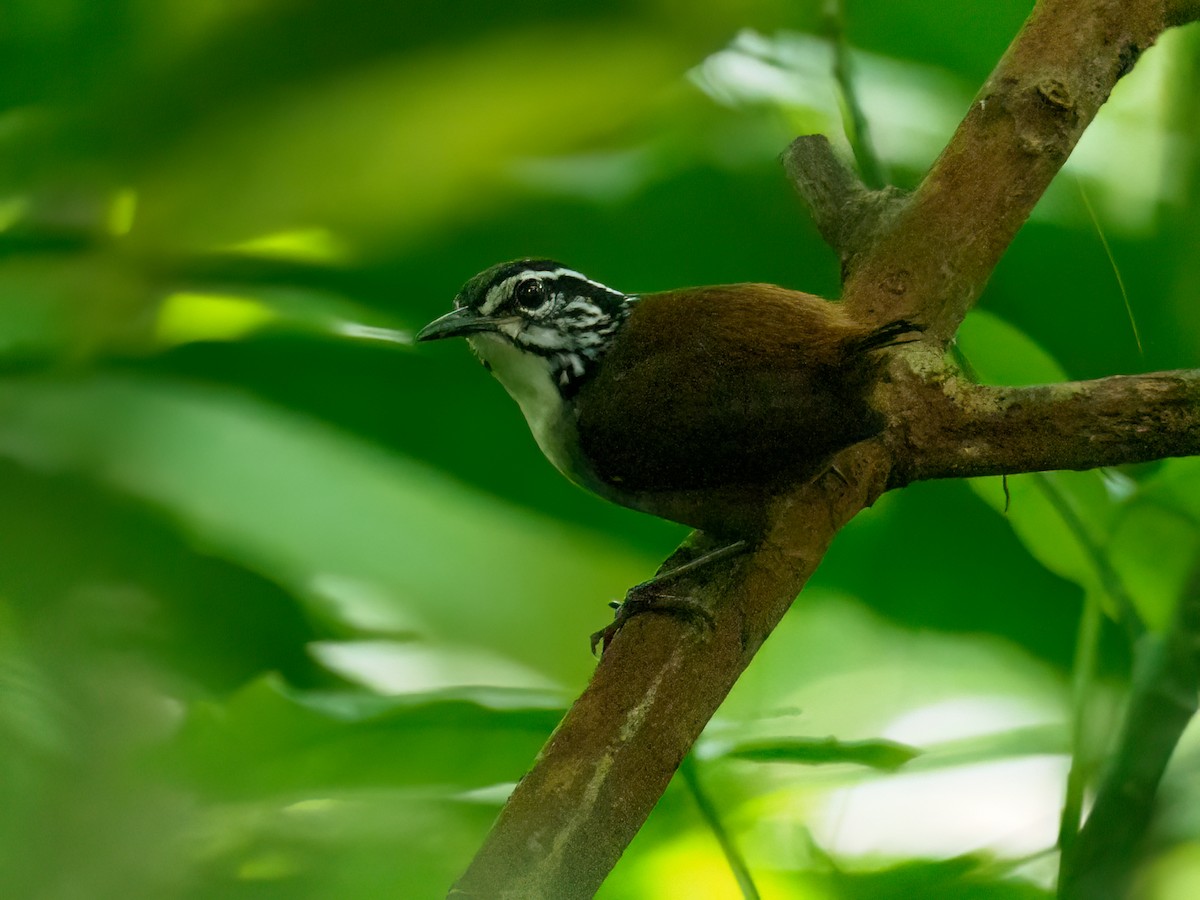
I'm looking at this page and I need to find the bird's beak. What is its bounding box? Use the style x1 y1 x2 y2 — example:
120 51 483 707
415 307 497 342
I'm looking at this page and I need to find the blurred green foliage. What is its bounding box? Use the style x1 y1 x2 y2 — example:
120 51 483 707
1 1 1199 898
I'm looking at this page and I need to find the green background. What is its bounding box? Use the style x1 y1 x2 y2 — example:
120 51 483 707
1 1 1199 897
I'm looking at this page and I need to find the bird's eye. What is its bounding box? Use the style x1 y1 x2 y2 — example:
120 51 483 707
513 278 548 310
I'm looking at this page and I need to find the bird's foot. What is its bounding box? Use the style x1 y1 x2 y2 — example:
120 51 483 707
589 539 750 656
589 585 716 656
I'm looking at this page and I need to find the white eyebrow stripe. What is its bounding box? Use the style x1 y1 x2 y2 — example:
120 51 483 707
481 268 623 316
542 268 623 297
478 266 626 317
480 274 522 315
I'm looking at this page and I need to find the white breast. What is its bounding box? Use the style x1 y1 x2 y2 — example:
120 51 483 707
467 333 584 484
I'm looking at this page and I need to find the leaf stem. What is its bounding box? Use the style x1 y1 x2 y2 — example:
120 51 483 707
1057 589 1103 852
679 755 761 900
1033 473 1144 641
1076 178 1142 355
823 0 886 189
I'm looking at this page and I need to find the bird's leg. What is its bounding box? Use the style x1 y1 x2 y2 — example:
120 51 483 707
590 539 750 655
644 539 752 587
590 586 714 657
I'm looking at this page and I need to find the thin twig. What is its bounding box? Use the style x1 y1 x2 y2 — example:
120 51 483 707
1076 177 1142 355
823 0 887 189
783 134 906 279
679 756 761 900
1033 473 1144 642
1057 590 1103 853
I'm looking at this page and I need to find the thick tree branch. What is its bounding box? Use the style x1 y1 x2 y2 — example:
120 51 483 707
451 450 889 898
453 2 1193 896
794 0 1170 337
889 368 1200 483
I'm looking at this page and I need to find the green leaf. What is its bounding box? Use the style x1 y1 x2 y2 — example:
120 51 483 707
813 855 1053 899
0 373 652 684
723 736 920 771
1108 503 1200 631
1139 457 1200 524
169 674 564 797
968 472 1124 615
954 316 1139 621
133 28 692 251
955 310 1069 386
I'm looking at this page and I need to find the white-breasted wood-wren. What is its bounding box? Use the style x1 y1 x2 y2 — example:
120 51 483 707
417 259 919 541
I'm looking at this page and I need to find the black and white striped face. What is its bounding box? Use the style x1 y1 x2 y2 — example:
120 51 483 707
417 259 635 398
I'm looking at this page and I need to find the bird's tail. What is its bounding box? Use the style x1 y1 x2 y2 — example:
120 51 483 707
854 319 925 354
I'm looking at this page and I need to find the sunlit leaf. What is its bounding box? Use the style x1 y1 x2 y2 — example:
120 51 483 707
968 471 1127 617
0 373 648 684
153 286 412 349
723 736 920 771
1107 503 1199 631
133 28 692 250
169 674 564 796
219 227 353 264
155 292 280 344
807 855 1053 899
955 310 1068 386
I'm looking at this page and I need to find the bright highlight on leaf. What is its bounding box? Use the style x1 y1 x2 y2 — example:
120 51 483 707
156 292 279 345
106 188 138 236
221 227 352 264
237 852 299 881
0 195 29 232
331 321 413 345
725 736 919 771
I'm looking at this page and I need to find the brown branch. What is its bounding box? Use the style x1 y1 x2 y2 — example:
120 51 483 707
451 2 1193 896
451 451 889 898
889 368 1200 484
783 135 906 279
834 0 1169 336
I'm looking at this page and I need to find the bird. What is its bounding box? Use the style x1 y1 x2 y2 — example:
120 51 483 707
417 259 919 646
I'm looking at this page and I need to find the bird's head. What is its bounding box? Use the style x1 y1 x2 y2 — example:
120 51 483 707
416 259 634 398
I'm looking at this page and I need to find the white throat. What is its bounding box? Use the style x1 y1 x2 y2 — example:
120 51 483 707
467 333 581 482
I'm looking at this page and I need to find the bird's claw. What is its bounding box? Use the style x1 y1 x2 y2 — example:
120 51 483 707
590 585 716 656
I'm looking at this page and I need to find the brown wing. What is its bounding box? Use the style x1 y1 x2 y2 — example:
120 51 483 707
574 285 884 493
